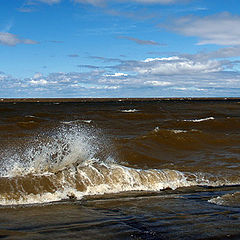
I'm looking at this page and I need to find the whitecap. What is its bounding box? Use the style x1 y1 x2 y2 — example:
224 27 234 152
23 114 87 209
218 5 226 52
208 192 240 206
61 120 92 125
121 109 139 113
183 117 214 122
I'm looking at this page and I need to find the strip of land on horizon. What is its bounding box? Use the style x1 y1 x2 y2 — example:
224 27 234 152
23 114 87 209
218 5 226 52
0 98 240 103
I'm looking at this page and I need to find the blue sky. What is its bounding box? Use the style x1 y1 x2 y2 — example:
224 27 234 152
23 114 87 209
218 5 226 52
0 0 240 98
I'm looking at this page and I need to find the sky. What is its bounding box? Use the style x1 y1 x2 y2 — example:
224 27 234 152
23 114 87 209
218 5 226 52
0 0 240 98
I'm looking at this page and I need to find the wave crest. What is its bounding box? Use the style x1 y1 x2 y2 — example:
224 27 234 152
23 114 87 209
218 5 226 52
0 125 239 206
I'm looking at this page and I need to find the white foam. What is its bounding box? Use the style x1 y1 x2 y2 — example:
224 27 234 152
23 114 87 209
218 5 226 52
183 117 214 122
208 196 225 206
121 109 139 113
0 159 238 206
208 192 240 206
62 120 92 125
153 127 160 132
171 129 188 134
153 127 187 134
0 188 84 206
0 163 195 206
83 120 92 123
25 115 38 118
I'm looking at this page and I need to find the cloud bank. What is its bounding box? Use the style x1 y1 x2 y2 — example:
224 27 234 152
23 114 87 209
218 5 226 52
111 56 223 75
1 51 240 97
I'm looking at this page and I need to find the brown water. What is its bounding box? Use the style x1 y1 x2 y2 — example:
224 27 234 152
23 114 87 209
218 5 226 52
0 99 240 239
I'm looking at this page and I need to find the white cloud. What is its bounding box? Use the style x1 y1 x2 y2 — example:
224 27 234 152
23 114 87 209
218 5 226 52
144 56 179 62
1 66 240 97
197 46 240 59
29 73 48 85
89 85 120 89
0 32 38 46
144 81 172 86
30 79 48 85
1 45 240 97
33 73 43 79
117 56 222 75
0 72 9 81
172 87 206 92
168 12 240 46
105 72 128 77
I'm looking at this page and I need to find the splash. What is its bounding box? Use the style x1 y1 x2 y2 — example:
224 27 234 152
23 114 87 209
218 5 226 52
0 124 237 206
0 125 103 177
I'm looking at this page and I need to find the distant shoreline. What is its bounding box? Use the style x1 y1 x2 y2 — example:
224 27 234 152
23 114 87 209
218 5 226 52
0 97 240 103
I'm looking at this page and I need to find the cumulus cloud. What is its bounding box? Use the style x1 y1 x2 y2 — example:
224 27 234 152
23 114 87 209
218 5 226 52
1 47 240 97
113 56 222 75
1 64 240 97
29 73 48 85
104 72 128 77
0 32 38 46
167 12 240 46
0 72 9 81
144 81 171 86
30 79 48 85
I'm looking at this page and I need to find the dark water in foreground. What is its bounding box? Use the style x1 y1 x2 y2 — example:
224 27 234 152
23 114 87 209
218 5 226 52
0 99 240 239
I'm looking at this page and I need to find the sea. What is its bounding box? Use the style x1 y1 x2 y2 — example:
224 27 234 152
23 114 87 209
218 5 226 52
0 98 240 239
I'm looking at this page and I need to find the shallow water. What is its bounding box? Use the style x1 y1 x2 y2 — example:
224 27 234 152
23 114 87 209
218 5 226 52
0 99 240 239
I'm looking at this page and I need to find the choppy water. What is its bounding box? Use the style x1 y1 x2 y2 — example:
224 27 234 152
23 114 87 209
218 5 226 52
0 99 240 239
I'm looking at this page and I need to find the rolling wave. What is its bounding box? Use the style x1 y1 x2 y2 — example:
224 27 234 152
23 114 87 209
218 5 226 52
0 125 238 206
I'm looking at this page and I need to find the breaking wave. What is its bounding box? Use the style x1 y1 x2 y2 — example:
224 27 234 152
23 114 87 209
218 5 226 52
208 192 240 207
0 125 238 206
